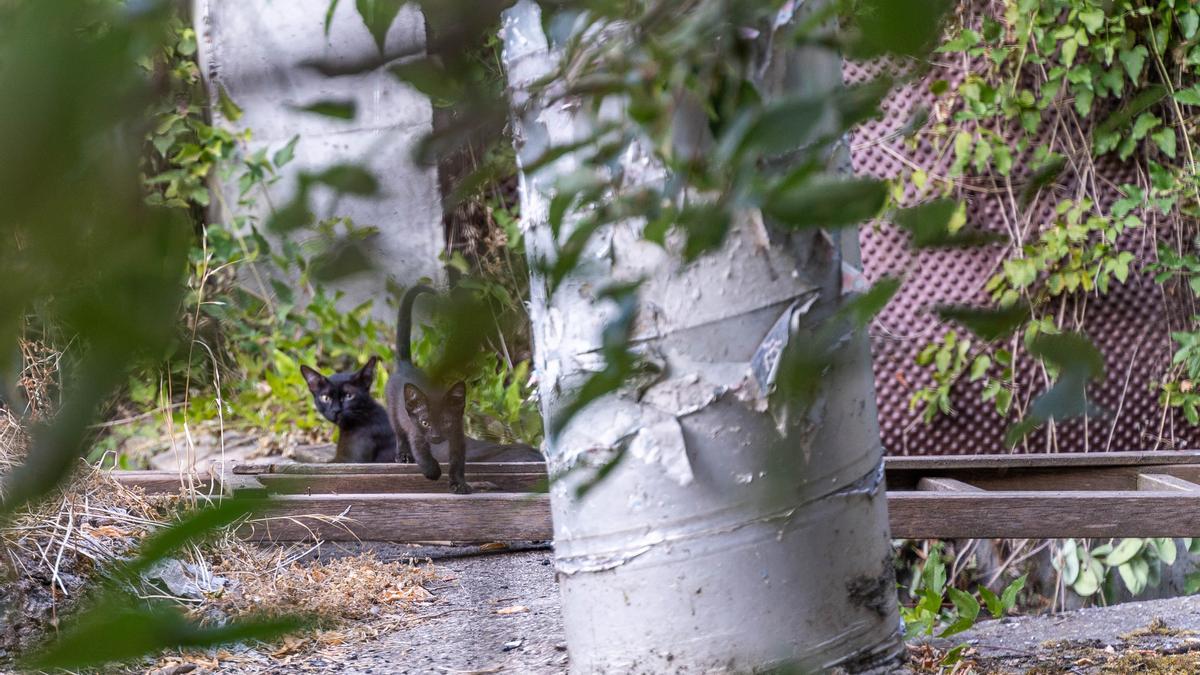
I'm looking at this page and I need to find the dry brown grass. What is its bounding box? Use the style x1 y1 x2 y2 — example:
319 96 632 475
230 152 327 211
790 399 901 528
0 341 439 669
210 546 436 622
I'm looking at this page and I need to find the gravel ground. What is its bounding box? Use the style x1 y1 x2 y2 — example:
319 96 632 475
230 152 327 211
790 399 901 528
263 544 568 675
354 546 567 674
139 543 1200 674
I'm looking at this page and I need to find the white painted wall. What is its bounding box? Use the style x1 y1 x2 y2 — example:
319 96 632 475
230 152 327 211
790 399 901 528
193 0 443 317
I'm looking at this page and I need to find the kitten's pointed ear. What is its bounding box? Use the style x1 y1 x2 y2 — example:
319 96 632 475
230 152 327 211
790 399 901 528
300 365 326 393
357 356 379 384
445 381 467 411
403 383 427 413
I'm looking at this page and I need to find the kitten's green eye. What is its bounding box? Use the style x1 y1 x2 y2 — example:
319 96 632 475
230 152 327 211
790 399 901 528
319 394 331 403
344 392 355 400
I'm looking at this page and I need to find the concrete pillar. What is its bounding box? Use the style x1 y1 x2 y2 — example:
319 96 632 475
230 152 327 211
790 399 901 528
193 0 443 314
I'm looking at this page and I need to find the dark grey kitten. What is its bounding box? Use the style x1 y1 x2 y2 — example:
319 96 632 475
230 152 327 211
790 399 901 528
385 285 471 494
300 356 397 463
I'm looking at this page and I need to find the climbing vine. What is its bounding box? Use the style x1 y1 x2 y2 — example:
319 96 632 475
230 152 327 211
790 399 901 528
909 0 1200 448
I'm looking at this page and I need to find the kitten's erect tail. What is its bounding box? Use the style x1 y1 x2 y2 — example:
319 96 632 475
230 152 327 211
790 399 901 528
396 284 436 362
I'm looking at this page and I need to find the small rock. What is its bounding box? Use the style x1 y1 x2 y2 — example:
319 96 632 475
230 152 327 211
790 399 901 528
503 639 524 651
149 665 197 675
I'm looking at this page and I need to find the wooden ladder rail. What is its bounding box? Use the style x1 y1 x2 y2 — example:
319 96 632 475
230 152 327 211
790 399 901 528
112 452 1200 542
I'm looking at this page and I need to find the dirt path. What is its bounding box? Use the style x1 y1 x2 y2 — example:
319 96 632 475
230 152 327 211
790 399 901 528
353 547 566 674
226 544 569 674
141 543 1200 674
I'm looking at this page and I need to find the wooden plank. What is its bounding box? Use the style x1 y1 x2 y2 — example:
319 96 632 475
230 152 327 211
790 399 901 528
1138 473 1200 492
917 477 983 492
886 451 1200 471
257 472 546 495
239 493 552 542
889 491 1200 538
888 466 1143 492
234 462 547 476
111 471 213 495
218 464 268 498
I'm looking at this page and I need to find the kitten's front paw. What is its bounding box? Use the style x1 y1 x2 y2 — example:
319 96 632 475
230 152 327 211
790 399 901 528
450 481 473 495
397 452 414 464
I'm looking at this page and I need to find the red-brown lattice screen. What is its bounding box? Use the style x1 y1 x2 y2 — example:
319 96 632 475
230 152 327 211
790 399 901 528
845 60 1197 455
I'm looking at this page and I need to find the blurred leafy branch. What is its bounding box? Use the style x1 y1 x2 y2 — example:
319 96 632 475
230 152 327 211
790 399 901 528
384 0 1104 445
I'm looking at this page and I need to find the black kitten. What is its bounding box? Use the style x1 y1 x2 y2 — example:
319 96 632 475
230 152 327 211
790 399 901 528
301 356 397 463
385 285 471 493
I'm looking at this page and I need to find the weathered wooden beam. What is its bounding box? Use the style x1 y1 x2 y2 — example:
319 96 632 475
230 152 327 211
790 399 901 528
885 456 1200 492
110 470 213 495
917 477 983 492
256 472 546 495
889 491 1200 538
234 462 546 476
219 466 268 498
1137 473 1200 492
885 451 1200 470
239 493 552 542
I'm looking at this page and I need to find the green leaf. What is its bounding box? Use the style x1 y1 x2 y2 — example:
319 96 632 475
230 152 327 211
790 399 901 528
1095 85 1166 140
1157 538 1178 565
941 643 969 667
1061 37 1078 67
939 587 980 638
22 600 305 671
844 277 903 328
1000 574 1027 612
1183 11 1200 40
893 199 1005 249
312 165 379 195
1119 45 1148 82
1152 127 1177 158
1078 8 1104 33
969 354 991 381
937 303 1031 342
1019 156 1066 208
849 0 955 58
267 193 314 233
354 0 403 53
1106 538 1144 567
1118 561 1142 595
1175 86 1200 106
680 206 732 261
979 585 1002 618
389 59 467 103
217 85 242 123
764 176 888 229
1005 332 1105 447
290 99 357 120
736 88 868 160
324 0 341 36
1073 565 1100 596
110 498 263 583
1131 113 1160 140
272 135 300 168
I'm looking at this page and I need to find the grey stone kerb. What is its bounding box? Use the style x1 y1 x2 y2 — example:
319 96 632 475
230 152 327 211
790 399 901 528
193 0 444 317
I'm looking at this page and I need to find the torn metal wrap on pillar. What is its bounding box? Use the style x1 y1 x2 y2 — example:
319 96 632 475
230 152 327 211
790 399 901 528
502 1 903 672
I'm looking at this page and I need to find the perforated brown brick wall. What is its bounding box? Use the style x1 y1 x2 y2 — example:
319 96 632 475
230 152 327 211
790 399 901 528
845 60 1198 455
